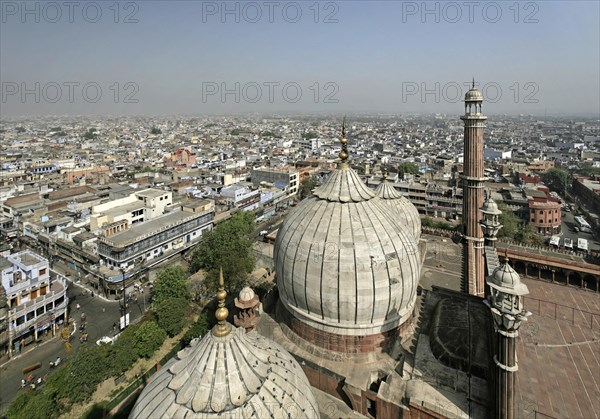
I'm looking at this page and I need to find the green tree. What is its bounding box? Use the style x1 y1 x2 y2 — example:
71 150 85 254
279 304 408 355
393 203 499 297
397 162 419 177
190 212 255 292
497 203 519 240
7 390 57 419
577 163 600 177
16 126 26 133
152 266 190 306
515 223 544 246
58 344 110 404
8 392 35 419
299 176 318 199
150 127 162 135
542 168 572 197
182 311 212 346
107 324 140 374
134 321 167 358
83 128 97 140
156 297 188 337
302 132 319 139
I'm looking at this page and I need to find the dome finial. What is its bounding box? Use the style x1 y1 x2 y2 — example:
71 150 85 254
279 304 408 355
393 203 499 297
472 77 475 89
339 116 349 167
503 249 510 264
212 267 232 337
382 165 388 181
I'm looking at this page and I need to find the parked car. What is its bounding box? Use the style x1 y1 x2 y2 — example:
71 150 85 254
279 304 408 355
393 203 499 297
96 336 114 346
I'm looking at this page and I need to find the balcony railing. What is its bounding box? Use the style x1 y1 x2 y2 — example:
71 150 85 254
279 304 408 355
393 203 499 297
9 301 67 334
9 286 66 320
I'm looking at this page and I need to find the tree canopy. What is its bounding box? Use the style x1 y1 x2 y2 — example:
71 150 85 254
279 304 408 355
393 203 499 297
152 266 190 306
496 203 544 246
299 176 318 199
190 212 256 293
134 321 167 358
497 203 518 240
156 297 188 337
541 167 572 196
302 132 319 139
576 163 600 177
182 311 212 346
397 162 419 177
83 128 97 140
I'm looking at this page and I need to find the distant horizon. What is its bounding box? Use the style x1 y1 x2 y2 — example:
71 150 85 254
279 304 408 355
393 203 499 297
2 110 600 122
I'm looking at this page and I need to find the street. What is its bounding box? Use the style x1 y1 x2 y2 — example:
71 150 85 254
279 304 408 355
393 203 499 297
0 265 150 414
559 211 599 252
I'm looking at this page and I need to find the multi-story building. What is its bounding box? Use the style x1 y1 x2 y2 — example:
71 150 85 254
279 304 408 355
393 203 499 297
90 189 172 231
528 200 561 235
526 187 562 235
220 185 261 212
134 189 173 219
97 200 214 271
573 176 600 215
251 167 299 196
1 250 68 356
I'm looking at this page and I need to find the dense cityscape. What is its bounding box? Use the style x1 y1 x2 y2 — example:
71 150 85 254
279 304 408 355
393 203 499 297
1 1 599 419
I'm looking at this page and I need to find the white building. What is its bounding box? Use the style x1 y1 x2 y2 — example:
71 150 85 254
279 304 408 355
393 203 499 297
220 185 261 211
97 200 215 271
1 250 68 355
90 188 172 232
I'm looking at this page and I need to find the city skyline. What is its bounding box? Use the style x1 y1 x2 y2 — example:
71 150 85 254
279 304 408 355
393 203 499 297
1 1 599 117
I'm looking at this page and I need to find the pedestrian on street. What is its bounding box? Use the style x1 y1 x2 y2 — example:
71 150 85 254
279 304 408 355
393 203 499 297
92 291 94 297
76 303 80 310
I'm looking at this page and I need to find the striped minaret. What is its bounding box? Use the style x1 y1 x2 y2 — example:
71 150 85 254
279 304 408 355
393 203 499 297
461 80 487 296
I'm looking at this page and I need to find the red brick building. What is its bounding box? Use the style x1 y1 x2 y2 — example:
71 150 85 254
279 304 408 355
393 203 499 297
527 186 561 235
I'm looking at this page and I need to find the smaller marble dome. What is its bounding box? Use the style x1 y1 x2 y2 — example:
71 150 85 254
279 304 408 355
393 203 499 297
480 197 501 216
129 328 319 418
376 178 421 239
236 286 260 310
130 271 319 419
465 86 483 102
488 258 528 296
238 287 256 303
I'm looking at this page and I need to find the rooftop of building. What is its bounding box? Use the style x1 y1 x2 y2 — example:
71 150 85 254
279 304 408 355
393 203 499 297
6 249 47 267
525 189 549 199
0 257 12 271
42 216 72 228
47 185 96 201
515 278 600 418
420 236 600 419
528 200 561 208
100 209 212 247
101 201 146 218
252 166 298 174
576 177 600 193
134 188 169 198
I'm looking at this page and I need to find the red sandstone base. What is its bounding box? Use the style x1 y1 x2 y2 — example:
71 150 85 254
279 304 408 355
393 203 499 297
277 301 414 353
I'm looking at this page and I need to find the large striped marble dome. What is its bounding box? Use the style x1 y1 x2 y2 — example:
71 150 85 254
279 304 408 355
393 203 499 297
274 163 420 351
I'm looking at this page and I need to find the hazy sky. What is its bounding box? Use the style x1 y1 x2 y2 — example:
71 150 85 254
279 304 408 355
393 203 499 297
1 1 599 116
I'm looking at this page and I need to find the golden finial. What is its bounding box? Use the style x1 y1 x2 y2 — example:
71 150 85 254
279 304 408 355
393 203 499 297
212 267 231 337
503 249 509 264
382 165 388 181
339 116 349 167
